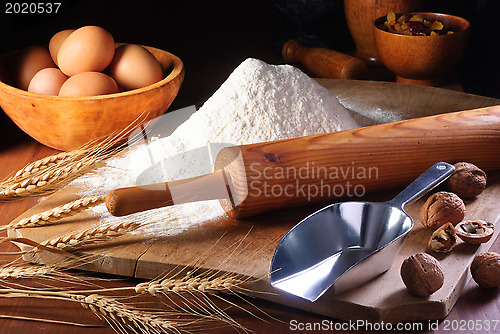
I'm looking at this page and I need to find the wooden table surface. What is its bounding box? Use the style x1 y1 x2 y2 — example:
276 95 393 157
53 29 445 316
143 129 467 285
0 89 499 334
0 135 499 333
1 1 499 333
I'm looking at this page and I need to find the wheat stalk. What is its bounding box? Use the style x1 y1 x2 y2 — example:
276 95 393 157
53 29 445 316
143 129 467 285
0 228 274 332
2 221 141 257
2 150 88 184
0 265 55 280
0 314 102 328
0 289 186 334
0 154 108 200
5 195 106 230
0 258 131 293
34 221 141 252
135 275 245 297
0 264 63 290
134 273 253 331
0 120 136 202
73 293 183 334
0 268 251 333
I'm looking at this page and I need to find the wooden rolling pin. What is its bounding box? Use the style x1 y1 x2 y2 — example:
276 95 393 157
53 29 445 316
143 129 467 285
106 106 500 219
282 39 368 79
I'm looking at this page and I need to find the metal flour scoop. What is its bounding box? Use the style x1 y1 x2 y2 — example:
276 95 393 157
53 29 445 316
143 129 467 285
269 162 455 302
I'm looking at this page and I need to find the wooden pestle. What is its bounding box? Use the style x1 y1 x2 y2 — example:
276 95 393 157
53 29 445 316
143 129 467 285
106 106 500 219
282 39 368 79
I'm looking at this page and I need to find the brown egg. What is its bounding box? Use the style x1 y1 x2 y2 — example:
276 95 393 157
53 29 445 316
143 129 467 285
48 29 75 65
15 46 56 90
28 68 68 95
57 26 115 76
58 72 118 97
109 44 164 90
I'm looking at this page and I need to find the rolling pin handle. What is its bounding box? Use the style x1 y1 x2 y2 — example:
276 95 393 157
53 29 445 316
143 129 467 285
282 39 368 80
282 39 302 63
106 170 230 217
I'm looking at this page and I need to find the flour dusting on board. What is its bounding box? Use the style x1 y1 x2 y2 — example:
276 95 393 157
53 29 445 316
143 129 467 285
72 58 359 236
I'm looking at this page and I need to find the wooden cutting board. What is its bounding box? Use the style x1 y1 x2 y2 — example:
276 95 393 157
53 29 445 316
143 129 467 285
8 79 500 323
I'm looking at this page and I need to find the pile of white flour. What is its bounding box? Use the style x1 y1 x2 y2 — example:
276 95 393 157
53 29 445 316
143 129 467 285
73 58 359 235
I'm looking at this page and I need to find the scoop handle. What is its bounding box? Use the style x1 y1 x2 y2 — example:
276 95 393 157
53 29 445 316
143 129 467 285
389 162 455 209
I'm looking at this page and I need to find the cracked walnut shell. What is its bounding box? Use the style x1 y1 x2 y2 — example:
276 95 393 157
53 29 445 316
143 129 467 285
446 162 487 198
428 223 457 253
470 252 500 288
420 191 465 230
456 220 495 245
401 253 444 297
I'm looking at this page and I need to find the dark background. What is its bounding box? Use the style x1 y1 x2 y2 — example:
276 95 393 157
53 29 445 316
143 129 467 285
0 0 499 147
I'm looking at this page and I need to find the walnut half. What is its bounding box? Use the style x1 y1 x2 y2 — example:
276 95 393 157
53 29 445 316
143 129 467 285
456 220 495 245
428 223 457 253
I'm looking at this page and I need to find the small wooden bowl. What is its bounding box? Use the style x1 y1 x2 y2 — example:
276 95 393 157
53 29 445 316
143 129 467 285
344 0 425 65
0 45 184 151
373 13 470 86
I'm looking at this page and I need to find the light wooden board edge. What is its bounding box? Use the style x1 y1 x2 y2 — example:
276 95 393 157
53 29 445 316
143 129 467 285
134 175 500 323
7 80 500 323
9 174 499 323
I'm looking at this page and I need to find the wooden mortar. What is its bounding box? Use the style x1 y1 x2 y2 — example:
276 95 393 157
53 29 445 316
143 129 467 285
344 0 424 65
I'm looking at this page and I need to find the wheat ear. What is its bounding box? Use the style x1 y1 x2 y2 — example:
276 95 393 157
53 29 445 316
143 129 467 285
2 150 88 184
0 154 108 200
135 274 249 330
35 221 141 252
0 289 185 334
68 274 247 331
0 265 55 280
135 275 245 297
5 195 106 230
0 111 153 201
73 293 182 334
0 124 131 201
0 258 126 291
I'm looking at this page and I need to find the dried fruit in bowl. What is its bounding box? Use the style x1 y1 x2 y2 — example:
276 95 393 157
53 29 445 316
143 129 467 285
380 12 454 36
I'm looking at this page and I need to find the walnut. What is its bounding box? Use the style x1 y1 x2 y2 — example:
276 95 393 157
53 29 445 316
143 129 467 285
456 220 495 245
419 191 465 230
400 253 444 296
470 252 500 288
428 223 457 253
446 162 487 198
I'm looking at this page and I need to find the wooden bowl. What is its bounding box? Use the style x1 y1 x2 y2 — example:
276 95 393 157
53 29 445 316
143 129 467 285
344 0 425 66
0 45 184 151
373 12 470 86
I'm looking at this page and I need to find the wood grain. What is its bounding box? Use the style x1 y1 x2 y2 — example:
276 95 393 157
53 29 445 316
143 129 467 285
9 166 500 324
316 79 500 126
106 169 229 217
0 45 184 151
106 105 500 219
373 13 470 86
344 0 425 65
7 80 500 325
218 106 500 218
282 40 368 79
